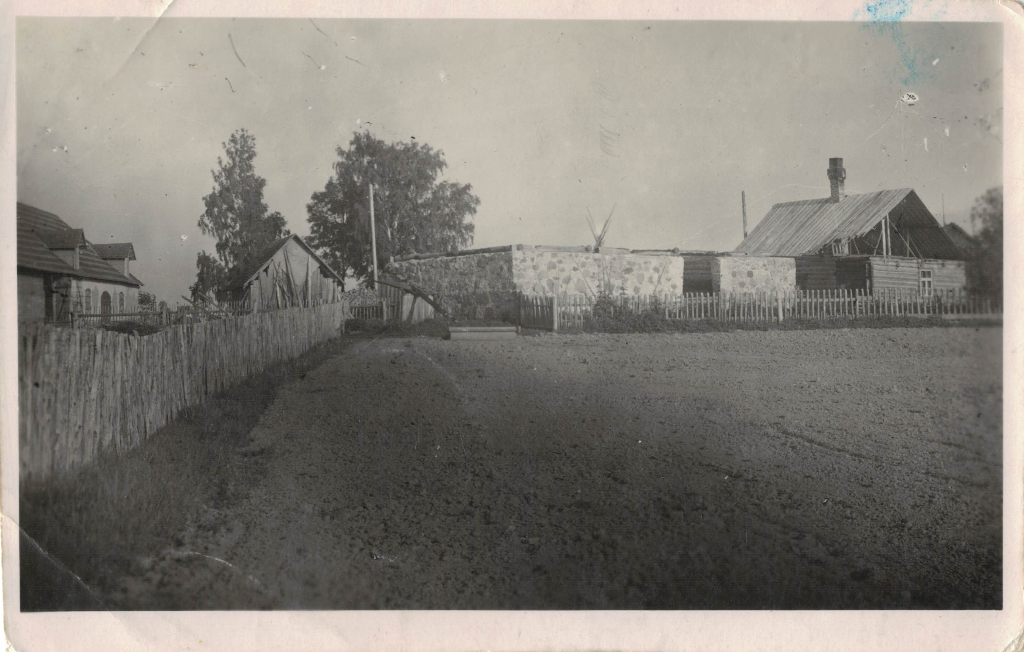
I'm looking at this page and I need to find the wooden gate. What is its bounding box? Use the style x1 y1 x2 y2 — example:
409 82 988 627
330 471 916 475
519 294 558 331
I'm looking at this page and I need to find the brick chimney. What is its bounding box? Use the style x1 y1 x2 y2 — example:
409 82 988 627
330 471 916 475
827 157 846 202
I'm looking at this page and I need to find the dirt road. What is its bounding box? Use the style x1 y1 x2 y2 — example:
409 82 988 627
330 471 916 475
112 327 1002 609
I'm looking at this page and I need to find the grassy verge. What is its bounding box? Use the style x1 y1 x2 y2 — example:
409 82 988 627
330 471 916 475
342 314 1001 338
19 336 351 610
344 317 453 338
558 313 1002 334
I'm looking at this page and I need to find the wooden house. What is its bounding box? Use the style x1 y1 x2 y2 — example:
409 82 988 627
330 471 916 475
735 158 966 295
221 234 345 311
17 203 143 323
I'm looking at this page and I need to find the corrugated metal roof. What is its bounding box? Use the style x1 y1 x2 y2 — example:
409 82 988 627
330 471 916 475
92 242 137 260
735 189 962 259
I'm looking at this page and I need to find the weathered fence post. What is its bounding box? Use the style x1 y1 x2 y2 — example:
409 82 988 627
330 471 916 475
551 295 559 332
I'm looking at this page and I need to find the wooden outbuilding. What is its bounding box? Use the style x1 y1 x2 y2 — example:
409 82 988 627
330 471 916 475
221 234 345 311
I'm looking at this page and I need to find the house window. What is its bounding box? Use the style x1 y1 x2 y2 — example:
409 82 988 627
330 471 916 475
118 292 125 312
101 291 112 315
84 289 92 313
920 270 933 297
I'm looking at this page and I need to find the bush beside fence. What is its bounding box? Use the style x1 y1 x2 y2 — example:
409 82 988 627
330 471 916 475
19 302 351 482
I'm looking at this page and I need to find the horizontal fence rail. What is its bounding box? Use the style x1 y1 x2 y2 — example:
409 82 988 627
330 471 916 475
45 297 359 328
518 289 1000 331
19 302 353 482
61 310 166 327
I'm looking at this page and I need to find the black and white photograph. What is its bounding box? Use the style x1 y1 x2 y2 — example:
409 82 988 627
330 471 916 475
3 2 1020 651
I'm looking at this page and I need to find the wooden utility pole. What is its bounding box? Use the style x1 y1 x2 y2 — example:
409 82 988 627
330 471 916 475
741 191 748 239
941 193 946 226
369 183 379 284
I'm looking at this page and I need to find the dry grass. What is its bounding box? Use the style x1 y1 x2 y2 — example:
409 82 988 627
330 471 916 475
19 337 351 611
559 313 1001 334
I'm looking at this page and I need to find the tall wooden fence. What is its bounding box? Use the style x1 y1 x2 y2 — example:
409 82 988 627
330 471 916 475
19 302 352 482
520 295 560 331
519 289 1001 331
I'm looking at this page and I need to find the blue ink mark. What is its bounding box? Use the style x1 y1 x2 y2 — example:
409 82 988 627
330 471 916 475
854 0 942 86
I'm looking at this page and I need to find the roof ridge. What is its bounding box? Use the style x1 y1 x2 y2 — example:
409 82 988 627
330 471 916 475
770 187 912 208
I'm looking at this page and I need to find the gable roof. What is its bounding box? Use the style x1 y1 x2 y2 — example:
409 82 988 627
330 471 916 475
38 228 87 250
16 202 143 286
223 234 344 291
92 242 136 261
16 219 80 276
942 222 977 256
78 248 141 286
735 188 962 259
17 202 74 231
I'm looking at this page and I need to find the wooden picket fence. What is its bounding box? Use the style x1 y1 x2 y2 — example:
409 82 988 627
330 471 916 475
346 285 436 323
349 303 385 320
347 301 402 321
519 289 1001 331
19 302 353 482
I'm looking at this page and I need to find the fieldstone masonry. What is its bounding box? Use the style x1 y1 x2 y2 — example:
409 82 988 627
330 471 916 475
714 256 797 294
511 248 685 296
389 251 517 320
388 246 798 319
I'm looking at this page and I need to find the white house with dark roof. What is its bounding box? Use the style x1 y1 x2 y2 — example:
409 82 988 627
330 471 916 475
92 242 142 284
17 202 144 323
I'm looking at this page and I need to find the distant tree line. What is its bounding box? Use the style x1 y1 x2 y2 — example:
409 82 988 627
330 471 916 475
967 186 1002 299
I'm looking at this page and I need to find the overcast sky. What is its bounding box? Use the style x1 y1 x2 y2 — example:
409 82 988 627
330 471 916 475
16 18 1002 302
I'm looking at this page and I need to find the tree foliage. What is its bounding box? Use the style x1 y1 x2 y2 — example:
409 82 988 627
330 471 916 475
969 186 1002 298
138 291 157 311
189 251 228 302
306 132 478 284
195 128 289 286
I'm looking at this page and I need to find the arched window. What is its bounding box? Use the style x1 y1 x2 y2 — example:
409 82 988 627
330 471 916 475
84 289 92 313
101 291 112 322
118 292 125 312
